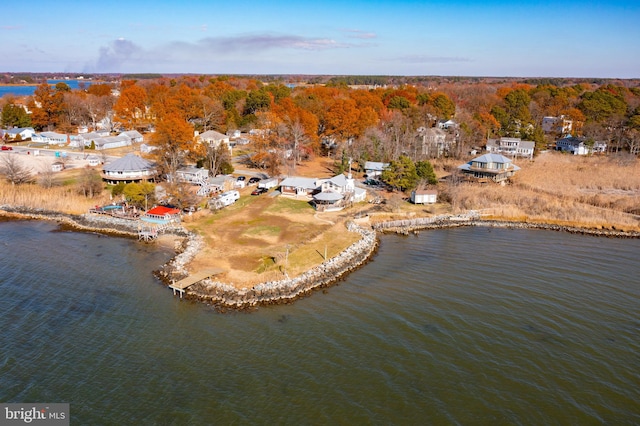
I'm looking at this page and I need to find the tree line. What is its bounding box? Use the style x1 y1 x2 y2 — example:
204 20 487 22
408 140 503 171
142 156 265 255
2 76 640 182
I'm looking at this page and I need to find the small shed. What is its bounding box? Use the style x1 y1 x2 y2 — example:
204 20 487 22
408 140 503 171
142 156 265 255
51 162 64 172
411 189 437 204
87 155 100 167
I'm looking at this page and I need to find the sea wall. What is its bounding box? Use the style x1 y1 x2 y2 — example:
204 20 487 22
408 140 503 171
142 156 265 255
0 205 189 238
182 222 379 310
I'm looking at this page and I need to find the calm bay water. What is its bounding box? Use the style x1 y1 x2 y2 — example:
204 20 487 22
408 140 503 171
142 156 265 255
1 220 639 424
0 80 92 97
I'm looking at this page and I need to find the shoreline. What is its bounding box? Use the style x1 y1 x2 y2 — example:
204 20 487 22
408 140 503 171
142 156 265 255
2 205 639 312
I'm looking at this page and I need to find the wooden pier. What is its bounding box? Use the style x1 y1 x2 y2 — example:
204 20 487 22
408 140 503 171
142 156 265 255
169 268 225 298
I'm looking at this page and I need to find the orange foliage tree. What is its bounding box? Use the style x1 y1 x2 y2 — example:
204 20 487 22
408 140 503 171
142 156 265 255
150 113 197 178
113 83 148 130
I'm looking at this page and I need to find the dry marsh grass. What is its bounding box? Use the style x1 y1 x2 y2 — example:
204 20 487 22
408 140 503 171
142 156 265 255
0 180 111 215
449 152 640 231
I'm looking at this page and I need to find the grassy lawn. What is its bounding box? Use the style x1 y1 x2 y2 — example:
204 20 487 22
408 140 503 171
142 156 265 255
182 193 361 287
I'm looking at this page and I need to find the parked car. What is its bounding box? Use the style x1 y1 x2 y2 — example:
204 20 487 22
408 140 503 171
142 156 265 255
251 187 268 196
248 177 261 185
1 145 13 151
236 175 246 181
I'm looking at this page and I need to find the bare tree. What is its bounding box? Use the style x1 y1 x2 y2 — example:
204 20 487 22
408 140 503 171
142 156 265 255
206 143 232 176
0 154 33 185
77 168 103 198
286 118 308 173
38 165 56 188
197 95 225 132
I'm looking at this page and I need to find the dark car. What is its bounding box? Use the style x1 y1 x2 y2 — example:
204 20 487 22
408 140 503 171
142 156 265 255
1 145 13 151
248 177 261 185
251 187 268 196
237 175 246 181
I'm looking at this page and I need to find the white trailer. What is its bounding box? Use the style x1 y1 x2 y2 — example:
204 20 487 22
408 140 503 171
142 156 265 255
209 190 240 210
258 178 279 189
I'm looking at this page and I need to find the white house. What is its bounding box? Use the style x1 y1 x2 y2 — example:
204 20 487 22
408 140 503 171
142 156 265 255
119 130 144 143
555 136 606 155
197 130 229 148
542 116 573 134
31 131 68 145
313 173 366 211
279 177 320 197
5 127 35 141
363 161 389 178
93 135 132 150
437 119 458 130
486 137 535 159
175 166 209 184
101 153 157 184
411 189 438 204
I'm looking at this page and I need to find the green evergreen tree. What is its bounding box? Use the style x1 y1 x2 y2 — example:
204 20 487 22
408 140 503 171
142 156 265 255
380 155 418 191
415 160 437 185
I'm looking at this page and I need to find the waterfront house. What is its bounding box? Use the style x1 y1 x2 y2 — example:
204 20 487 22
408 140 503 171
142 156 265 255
313 173 366 211
486 137 535 159
102 153 158 184
363 161 389 178
411 189 438 204
555 136 607 155
141 206 181 225
279 177 320 197
458 153 520 183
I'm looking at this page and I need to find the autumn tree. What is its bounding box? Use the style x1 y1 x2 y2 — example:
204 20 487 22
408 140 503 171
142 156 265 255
87 83 113 97
113 83 148 129
150 113 197 179
28 83 65 130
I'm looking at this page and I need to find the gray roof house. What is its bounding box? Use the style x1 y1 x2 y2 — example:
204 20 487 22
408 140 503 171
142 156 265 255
486 137 535 159
458 153 520 184
363 161 389 178
197 130 230 148
102 153 158 184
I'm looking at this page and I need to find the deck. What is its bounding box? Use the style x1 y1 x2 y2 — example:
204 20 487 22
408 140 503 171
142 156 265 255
168 268 225 298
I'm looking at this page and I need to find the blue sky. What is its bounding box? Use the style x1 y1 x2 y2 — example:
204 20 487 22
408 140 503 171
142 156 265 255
2 0 639 78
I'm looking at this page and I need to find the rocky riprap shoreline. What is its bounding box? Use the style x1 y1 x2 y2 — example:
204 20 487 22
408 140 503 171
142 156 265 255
0 205 189 238
372 211 640 238
177 222 379 311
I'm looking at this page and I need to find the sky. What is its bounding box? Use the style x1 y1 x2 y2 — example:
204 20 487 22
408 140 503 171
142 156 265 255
1 0 639 78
